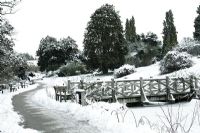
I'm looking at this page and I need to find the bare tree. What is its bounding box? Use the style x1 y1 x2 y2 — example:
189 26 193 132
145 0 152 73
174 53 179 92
0 0 21 15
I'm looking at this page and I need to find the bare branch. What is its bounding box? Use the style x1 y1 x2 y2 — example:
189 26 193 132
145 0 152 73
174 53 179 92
0 0 21 15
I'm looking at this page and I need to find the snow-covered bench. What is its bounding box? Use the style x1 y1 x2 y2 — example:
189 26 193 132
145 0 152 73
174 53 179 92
54 86 73 102
9 83 19 92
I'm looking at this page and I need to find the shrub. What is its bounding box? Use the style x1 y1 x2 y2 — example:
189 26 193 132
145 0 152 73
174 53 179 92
176 39 200 56
58 62 87 77
114 64 135 78
160 51 193 74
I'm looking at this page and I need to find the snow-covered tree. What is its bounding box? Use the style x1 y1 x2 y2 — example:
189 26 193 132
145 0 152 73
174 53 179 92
125 16 137 43
162 10 178 56
0 0 20 15
0 0 25 83
194 5 200 41
36 36 79 71
83 4 127 74
126 32 161 67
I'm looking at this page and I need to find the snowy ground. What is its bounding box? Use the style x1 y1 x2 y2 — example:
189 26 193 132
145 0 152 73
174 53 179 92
1 57 200 133
0 84 39 133
37 57 200 133
33 82 200 133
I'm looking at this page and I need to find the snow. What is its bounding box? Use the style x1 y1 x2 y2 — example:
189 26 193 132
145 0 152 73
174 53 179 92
0 84 39 133
1 56 200 133
32 57 200 133
119 56 200 80
32 88 155 133
32 82 200 133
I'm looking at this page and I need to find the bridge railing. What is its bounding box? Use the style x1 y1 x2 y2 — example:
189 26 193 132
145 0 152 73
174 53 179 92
54 76 200 103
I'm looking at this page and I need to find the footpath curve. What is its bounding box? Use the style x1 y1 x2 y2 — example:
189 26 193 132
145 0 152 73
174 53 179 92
12 83 100 133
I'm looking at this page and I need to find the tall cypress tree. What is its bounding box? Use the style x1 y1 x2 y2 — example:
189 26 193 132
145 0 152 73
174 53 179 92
194 5 200 41
162 10 178 56
125 16 137 43
83 4 127 74
125 19 130 41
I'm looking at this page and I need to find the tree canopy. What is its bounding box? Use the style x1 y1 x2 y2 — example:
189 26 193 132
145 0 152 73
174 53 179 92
37 36 79 71
83 4 127 74
194 5 200 41
162 10 178 56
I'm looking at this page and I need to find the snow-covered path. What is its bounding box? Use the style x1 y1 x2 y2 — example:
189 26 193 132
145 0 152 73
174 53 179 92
12 83 100 133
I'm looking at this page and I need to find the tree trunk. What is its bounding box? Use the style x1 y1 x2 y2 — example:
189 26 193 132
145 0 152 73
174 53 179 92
102 68 108 74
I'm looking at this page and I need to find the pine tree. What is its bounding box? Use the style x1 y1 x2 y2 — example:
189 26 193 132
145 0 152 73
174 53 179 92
83 4 127 74
125 16 137 43
162 10 178 56
194 5 200 41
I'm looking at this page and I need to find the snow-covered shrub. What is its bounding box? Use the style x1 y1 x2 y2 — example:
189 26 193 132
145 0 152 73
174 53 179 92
160 51 193 74
176 38 200 56
58 62 87 77
114 64 135 78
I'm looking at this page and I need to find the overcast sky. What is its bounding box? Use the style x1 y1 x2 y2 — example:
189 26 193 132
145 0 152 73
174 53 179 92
6 0 200 56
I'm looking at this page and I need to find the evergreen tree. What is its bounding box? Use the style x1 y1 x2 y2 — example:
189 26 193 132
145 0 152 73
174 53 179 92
137 32 161 66
125 19 130 41
194 5 200 41
36 36 79 71
83 4 127 74
125 16 137 42
162 10 178 56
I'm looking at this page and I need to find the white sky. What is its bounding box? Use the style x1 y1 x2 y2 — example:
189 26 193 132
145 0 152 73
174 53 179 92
6 0 200 56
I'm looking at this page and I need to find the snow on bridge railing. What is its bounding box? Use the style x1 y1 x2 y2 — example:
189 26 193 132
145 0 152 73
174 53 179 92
54 76 200 104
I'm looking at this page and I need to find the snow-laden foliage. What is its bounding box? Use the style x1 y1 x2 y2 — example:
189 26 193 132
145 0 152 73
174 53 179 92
0 14 28 82
58 62 87 77
83 4 127 74
126 32 161 67
176 38 200 56
194 5 200 41
160 51 193 74
162 10 178 56
114 64 135 78
37 36 79 71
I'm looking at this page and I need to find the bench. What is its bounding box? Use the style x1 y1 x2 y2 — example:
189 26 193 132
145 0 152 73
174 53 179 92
54 86 73 102
20 80 28 88
9 83 18 92
0 84 9 94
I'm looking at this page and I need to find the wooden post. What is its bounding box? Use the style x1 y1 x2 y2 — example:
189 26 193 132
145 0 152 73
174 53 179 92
67 80 70 93
173 78 178 93
64 88 67 102
54 87 56 101
111 78 116 102
190 76 195 93
59 88 62 102
182 78 186 91
81 91 86 105
140 77 147 102
166 76 170 102
194 77 198 89
80 80 84 90
149 79 153 94
158 80 161 93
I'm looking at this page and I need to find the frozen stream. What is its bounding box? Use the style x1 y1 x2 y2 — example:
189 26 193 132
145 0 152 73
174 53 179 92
12 83 100 133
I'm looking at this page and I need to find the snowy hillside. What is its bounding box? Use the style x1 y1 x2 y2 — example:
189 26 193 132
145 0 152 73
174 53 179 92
120 56 200 80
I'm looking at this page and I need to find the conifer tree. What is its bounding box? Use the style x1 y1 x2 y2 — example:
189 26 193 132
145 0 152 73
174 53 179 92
162 10 178 56
83 4 127 74
194 5 200 41
125 16 137 42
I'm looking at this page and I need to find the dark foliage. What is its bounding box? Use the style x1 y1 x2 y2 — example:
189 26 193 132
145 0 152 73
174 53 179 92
83 4 128 74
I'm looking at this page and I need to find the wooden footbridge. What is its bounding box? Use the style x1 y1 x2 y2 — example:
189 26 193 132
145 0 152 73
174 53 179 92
54 76 200 105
